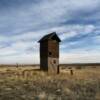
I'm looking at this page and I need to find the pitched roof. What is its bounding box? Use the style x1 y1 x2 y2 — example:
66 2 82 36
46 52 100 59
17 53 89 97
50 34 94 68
38 32 61 42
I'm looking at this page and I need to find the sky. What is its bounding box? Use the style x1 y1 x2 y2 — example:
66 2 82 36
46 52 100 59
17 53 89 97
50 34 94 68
0 0 100 64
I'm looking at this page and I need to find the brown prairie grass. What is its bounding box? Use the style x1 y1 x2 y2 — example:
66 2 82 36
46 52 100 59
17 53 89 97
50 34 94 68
0 66 99 100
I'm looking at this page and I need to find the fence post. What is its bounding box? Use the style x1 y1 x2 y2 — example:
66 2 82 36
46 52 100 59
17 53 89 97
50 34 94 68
57 65 60 74
70 69 74 76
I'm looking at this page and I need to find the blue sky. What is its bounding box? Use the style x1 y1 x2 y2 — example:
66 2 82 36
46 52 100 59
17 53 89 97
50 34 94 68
0 0 100 64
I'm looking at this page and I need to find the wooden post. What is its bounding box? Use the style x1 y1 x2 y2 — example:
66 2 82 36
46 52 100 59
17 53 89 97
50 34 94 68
70 69 73 76
57 65 60 74
16 63 19 68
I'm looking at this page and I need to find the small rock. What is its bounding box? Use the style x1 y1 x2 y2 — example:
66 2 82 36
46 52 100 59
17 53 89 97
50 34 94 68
48 94 56 100
5 87 12 91
21 95 26 99
56 89 61 95
64 88 72 94
38 92 47 99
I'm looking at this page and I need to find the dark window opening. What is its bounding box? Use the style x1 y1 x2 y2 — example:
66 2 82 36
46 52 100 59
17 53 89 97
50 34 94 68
49 52 52 56
53 60 56 64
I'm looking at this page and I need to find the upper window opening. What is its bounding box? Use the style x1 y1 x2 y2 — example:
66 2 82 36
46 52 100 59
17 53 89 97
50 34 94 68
49 52 52 56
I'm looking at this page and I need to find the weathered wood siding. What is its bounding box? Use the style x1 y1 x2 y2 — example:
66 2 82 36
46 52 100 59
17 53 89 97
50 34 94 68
39 35 60 73
48 40 59 58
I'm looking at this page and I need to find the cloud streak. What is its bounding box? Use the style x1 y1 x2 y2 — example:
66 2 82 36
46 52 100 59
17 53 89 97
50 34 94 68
0 0 100 64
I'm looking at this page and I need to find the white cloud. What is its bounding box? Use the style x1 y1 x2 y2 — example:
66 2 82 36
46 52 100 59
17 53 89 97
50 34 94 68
1 50 100 64
0 23 99 64
0 47 17 56
1 0 100 35
0 0 100 64
59 24 95 41
60 52 100 64
94 35 100 43
0 53 39 64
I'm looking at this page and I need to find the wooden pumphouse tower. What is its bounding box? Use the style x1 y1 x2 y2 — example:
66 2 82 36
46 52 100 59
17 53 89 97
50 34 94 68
38 32 61 74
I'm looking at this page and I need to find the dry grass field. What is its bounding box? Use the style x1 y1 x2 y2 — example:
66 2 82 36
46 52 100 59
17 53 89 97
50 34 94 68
0 65 100 100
